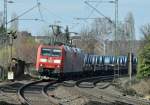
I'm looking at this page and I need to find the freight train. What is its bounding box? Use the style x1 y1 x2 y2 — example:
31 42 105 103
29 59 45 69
36 44 137 78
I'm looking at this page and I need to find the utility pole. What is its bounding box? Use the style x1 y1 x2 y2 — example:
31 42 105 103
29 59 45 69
65 26 70 44
114 0 118 56
2 0 8 80
4 0 7 31
128 52 132 86
49 25 62 45
113 0 119 79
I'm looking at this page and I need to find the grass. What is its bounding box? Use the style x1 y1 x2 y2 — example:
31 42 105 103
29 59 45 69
131 79 150 96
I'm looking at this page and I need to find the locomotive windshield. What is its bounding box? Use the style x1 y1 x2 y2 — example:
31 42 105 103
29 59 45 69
41 48 61 57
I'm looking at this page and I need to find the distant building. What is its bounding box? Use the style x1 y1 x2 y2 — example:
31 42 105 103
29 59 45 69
70 35 81 46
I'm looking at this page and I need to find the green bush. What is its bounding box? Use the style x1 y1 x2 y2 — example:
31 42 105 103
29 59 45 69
137 39 150 79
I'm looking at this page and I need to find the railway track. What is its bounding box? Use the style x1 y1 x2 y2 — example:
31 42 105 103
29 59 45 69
75 75 114 88
73 75 150 105
18 79 61 105
42 81 62 105
61 75 150 105
94 88 150 105
17 75 150 105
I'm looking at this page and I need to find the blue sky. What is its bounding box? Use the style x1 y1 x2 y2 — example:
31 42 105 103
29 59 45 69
0 0 150 39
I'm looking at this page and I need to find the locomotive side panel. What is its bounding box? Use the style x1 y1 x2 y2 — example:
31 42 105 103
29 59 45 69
72 48 84 72
63 46 84 74
63 46 73 73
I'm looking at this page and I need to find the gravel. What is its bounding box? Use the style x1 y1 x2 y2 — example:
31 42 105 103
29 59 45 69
49 83 127 105
0 82 21 105
0 80 30 105
50 84 132 105
52 86 89 105
0 76 140 105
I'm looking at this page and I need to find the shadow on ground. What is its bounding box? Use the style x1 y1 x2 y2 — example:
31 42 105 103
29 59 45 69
84 101 133 105
0 101 21 105
0 82 24 93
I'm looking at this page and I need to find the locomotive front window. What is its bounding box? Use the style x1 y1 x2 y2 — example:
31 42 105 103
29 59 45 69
41 48 61 57
52 49 61 57
41 48 52 56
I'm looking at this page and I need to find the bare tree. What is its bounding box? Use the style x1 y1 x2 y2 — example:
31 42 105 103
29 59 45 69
138 23 150 49
91 18 113 39
79 26 98 54
0 11 3 26
116 12 135 55
14 31 39 63
124 12 135 40
124 12 135 53
140 24 150 41
78 13 136 55
78 18 113 54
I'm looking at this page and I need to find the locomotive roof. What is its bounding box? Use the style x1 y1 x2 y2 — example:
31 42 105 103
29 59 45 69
39 44 82 51
38 44 83 53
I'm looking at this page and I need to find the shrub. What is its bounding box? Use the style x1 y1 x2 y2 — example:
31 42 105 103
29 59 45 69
137 37 150 79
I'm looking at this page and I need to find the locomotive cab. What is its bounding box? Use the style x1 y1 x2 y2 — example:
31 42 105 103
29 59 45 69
36 44 84 78
36 45 64 76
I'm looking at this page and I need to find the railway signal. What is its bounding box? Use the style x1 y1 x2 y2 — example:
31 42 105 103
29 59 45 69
7 30 17 80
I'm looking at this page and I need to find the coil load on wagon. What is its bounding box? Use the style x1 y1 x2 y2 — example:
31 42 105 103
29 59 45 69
115 56 128 65
83 55 92 65
84 55 104 65
96 56 104 64
104 56 112 64
109 56 128 65
83 55 129 65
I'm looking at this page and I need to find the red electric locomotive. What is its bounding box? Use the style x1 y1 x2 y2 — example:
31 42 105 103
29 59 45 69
36 44 84 77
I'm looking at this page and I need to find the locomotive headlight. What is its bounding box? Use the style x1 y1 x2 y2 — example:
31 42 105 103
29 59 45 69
40 58 47 62
54 60 61 64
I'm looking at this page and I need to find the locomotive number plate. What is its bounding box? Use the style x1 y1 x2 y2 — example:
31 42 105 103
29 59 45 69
48 60 53 63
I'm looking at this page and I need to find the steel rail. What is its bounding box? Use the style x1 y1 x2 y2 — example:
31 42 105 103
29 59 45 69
18 80 43 105
75 75 114 88
42 80 62 105
62 81 75 87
